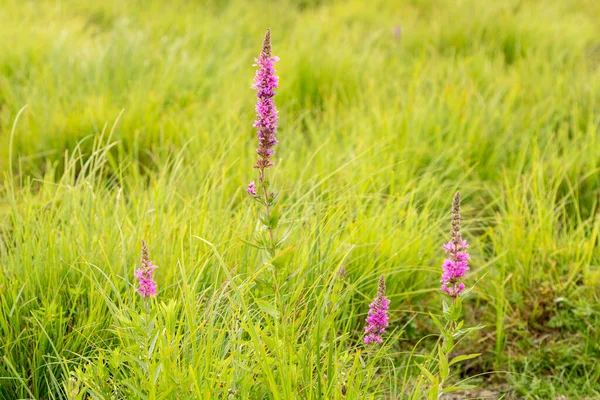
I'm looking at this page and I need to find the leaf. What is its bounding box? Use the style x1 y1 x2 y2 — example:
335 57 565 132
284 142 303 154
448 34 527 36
153 362 163 385
442 300 450 321
442 334 454 354
263 335 279 352
276 229 292 248
453 324 485 339
442 384 475 393
416 364 436 385
449 353 481 366
429 312 446 337
413 354 436 363
427 378 439 400
357 352 366 368
441 386 462 393
451 296 463 321
237 236 263 249
259 214 271 228
271 245 296 269
148 331 159 358
438 346 449 382
260 208 281 230
255 298 279 319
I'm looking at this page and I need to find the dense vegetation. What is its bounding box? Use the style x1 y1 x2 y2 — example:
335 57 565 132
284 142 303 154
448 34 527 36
0 0 599 398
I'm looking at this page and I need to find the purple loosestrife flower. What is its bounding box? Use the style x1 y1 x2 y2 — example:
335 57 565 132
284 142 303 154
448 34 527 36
364 275 390 345
247 181 257 196
440 192 470 297
136 240 157 298
251 28 279 177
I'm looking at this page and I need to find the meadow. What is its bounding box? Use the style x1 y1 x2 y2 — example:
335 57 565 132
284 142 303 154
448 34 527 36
1 0 599 398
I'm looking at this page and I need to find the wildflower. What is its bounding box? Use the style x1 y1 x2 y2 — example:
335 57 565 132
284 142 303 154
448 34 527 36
247 181 257 196
440 191 470 297
136 240 157 297
246 29 280 252
252 28 280 174
364 275 390 345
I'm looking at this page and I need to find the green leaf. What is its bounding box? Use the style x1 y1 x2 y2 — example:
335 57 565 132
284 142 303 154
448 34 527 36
453 324 485 339
442 334 454 354
416 364 436 385
449 353 481 366
427 378 439 400
259 208 280 229
263 335 279 352
276 229 292 248
451 297 463 321
442 300 450 321
271 245 296 269
438 345 449 382
414 354 436 363
442 384 475 393
255 298 279 319
259 214 271 228
148 331 159 358
269 208 280 228
237 236 264 249
429 312 446 337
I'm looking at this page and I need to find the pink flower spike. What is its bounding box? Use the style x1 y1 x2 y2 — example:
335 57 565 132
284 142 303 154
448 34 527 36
247 181 257 196
136 240 158 298
364 276 390 345
440 192 470 298
252 29 279 171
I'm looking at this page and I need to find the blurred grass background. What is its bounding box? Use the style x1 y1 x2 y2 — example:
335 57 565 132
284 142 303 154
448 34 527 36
0 0 599 398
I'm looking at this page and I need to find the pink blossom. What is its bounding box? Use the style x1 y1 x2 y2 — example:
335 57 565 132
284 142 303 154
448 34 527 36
252 29 279 171
440 192 469 297
364 276 390 345
247 181 257 196
137 241 157 298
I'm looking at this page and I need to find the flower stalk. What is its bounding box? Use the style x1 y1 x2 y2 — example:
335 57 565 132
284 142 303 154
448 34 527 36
136 240 158 313
440 191 470 297
364 275 390 345
418 191 481 398
247 28 281 255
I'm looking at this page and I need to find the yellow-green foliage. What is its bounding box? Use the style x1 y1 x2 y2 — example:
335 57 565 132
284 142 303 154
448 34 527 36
0 0 599 398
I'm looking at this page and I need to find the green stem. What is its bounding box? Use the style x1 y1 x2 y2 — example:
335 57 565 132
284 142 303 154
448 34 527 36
144 298 155 400
259 167 276 253
449 297 456 333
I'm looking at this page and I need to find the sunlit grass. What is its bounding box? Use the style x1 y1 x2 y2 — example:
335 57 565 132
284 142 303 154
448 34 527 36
0 0 599 398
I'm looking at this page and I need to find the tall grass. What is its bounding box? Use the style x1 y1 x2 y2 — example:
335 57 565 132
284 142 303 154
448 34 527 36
0 0 599 398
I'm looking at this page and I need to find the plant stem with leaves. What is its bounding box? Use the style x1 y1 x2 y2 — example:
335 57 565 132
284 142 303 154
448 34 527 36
417 192 482 399
247 28 281 256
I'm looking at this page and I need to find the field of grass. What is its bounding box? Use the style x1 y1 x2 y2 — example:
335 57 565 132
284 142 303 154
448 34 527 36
1 0 599 398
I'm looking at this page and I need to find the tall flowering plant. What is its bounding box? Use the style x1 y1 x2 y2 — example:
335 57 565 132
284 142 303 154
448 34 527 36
417 192 481 398
136 240 157 298
247 29 281 255
136 240 157 315
364 275 390 345
440 192 470 297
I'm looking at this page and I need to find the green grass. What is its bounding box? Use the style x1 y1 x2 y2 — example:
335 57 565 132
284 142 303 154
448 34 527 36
0 0 599 398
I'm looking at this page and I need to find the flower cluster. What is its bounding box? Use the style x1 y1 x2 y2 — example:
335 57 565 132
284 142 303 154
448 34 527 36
364 275 390 345
251 28 280 173
440 191 470 297
246 29 281 253
135 240 157 297
247 181 257 196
